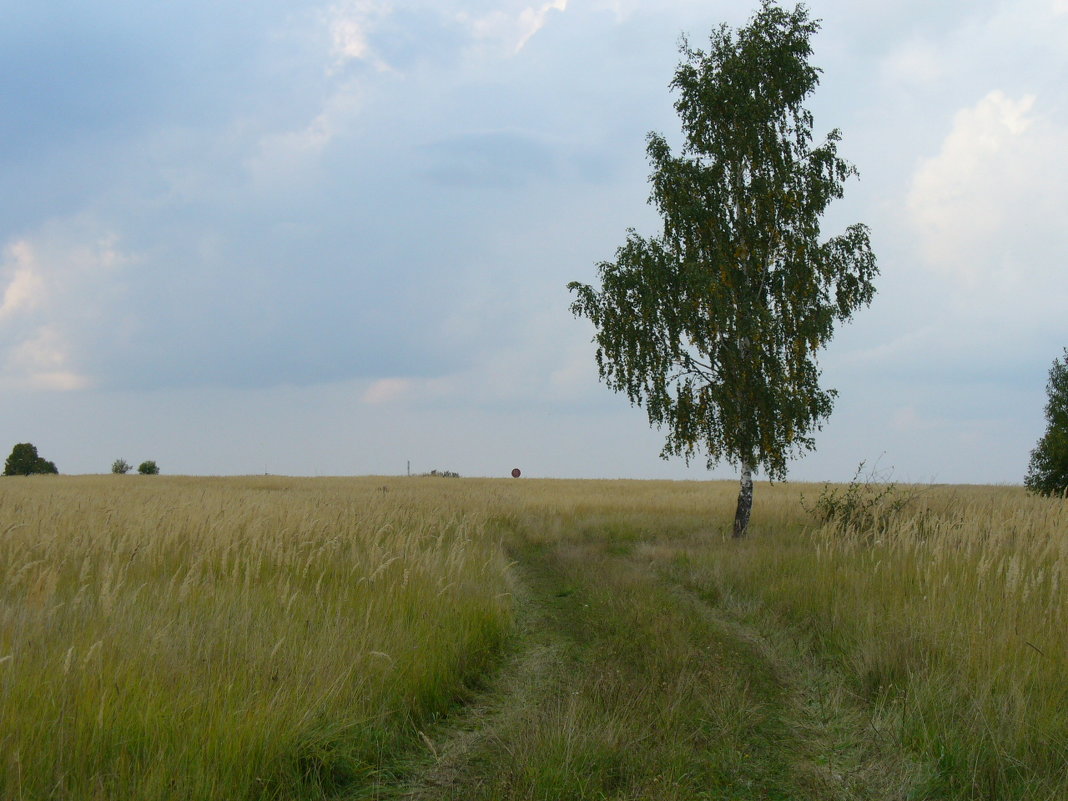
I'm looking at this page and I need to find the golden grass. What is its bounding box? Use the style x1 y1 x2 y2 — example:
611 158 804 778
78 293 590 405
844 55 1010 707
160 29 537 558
1 475 1064 799
0 475 512 800
470 477 1068 798
664 482 1068 799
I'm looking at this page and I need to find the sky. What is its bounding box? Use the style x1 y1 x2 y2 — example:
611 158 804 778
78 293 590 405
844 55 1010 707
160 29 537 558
1 0 1066 483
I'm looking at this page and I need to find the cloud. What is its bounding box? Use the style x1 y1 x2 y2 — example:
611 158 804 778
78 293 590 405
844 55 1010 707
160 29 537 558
459 0 567 55
6 327 91 392
873 0 1068 115
0 248 46 320
0 221 133 391
880 38 946 88
246 84 363 183
589 0 640 23
326 0 393 73
355 297 605 414
362 377 413 404
907 91 1068 288
514 0 568 53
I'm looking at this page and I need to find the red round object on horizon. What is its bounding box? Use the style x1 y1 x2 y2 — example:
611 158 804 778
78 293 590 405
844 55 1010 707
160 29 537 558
511 468 521 478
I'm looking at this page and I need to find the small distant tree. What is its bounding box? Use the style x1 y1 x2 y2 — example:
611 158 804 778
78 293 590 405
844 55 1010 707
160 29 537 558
3 443 59 476
1026 348 1068 497
138 460 160 475
112 459 132 475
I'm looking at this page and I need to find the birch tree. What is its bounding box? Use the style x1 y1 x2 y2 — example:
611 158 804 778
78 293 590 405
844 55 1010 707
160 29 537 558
568 0 877 536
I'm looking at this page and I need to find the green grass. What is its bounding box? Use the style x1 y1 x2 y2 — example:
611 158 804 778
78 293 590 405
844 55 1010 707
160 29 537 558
401 480 1067 800
0 476 512 800
2 476 1065 799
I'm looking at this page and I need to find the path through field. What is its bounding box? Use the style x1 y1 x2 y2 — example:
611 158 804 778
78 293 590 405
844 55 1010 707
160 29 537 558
389 528 922 800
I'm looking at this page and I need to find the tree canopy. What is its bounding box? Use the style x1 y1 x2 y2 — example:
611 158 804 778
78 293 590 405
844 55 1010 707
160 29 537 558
4 443 59 476
1026 348 1068 497
568 0 876 535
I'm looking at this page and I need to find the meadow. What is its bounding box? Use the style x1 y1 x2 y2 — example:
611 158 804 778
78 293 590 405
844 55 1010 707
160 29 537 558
0 476 512 799
0 475 1065 799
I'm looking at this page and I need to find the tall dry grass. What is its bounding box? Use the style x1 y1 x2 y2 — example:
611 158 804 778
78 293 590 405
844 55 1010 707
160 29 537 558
0 475 512 800
2 475 1064 799
668 482 1068 799
472 477 1068 798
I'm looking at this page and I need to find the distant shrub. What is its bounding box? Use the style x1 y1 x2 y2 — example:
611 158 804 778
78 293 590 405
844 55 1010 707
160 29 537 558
801 461 915 535
424 469 460 478
4 443 59 476
112 459 132 475
138 460 160 475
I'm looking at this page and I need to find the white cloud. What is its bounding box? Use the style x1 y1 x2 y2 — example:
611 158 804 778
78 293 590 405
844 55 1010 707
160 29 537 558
247 84 363 182
9 326 67 371
460 0 568 55
515 0 568 53
0 243 46 320
26 372 90 392
907 91 1068 286
245 2 382 184
0 222 132 392
326 0 392 73
6 327 91 392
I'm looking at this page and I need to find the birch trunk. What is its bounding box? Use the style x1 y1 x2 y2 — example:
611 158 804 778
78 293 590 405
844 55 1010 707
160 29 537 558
732 461 753 538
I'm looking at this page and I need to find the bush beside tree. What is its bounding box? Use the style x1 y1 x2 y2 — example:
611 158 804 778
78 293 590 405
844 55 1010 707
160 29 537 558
138 460 160 475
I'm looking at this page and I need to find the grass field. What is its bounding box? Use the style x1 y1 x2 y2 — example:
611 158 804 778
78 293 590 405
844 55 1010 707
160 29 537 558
1 476 1065 799
0 476 512 799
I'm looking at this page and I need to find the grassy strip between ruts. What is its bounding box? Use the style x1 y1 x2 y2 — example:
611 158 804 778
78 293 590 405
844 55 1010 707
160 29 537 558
393 522 924 800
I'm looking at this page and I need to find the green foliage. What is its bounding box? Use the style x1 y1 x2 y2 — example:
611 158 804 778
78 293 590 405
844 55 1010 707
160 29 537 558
3 442 59 476
112 459 132 475
568 0 876 482
137 460 160 475
425 469 460 478
1026 348 1068 497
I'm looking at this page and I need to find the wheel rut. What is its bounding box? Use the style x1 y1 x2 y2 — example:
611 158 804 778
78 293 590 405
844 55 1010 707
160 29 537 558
387 534 924 800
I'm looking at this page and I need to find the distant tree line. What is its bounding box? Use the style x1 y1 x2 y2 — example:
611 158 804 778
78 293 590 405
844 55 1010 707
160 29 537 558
0 444 165 477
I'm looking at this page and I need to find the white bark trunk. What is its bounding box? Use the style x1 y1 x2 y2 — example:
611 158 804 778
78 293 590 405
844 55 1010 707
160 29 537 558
732 461 753 538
